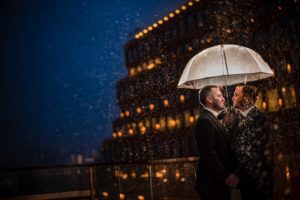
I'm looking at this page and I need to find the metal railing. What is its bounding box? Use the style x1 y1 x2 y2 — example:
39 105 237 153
1 155 300 200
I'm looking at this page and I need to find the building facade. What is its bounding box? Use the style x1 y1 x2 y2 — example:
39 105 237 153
100 0 300 164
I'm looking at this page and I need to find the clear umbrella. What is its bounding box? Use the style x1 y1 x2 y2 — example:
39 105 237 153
177 44 274 103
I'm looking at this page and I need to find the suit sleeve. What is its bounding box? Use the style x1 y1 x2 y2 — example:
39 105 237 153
195 118 230 182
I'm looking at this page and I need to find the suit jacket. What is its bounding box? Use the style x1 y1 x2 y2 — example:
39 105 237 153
194 109 232 199
230 107 273 198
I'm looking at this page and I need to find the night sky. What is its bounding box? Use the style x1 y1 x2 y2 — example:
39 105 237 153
0 0 187 167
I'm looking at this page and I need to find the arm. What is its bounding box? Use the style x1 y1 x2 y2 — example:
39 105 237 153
195 118 230 182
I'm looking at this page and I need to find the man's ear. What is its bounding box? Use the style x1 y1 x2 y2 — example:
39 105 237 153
206 96 213 104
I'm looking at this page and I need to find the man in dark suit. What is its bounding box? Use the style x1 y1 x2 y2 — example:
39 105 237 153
229 85 274 200
194 85 239 200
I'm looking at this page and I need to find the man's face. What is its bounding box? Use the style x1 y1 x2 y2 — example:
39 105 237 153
207 87 225 111
232 86 244 109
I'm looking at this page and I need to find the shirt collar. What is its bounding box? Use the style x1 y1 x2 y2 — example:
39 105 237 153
204 106 222 119
238 106 255 117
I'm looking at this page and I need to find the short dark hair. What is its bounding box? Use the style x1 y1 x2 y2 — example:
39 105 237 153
199 85 219 106
239 84 258 102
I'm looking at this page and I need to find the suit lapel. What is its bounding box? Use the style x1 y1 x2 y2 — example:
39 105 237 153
204 110 226 134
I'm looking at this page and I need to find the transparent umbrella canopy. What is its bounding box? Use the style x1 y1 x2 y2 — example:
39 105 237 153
177 44 275 103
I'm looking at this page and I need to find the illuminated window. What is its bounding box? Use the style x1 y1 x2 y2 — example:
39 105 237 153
180 95 185 103
119 193 125 200
267 89 280 112
140 126 146 135
155 57 162 64
283 86 297 109
286 64 292 73
136 107 142 114
128 128 134 135
137 66 142 72
120 112 125 118
125 110 130 117
112 132 117 138
117 131 123 137
149 103 155 110
102 192 109 197
164 99 169 107
147 63 155 70
175 115 182 129
159 117 166 131
129 68 135 76
167 116 176 129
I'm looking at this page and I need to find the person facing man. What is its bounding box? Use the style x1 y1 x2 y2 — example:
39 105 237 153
194 85 239 200
228 85 274 200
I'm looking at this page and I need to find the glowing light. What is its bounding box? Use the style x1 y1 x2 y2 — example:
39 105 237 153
129 68 135 76
120 112 125 118
163 178 168 183
262 101 267 110
138 195 145 200
163 16 169 21
135 34 139 39
149 103 155 110
189 116 195 123
287 63 292 73
187 46 193 51
117 131 123 137
158 20 163 25
131 171 136 179
102 192 109 197
164 99 169 107
278 98 283 107
147 26 153 31
119 193 125 200
225 28 232 33
175 169 180 178
250 18 255 23
180 95 185 103
143 29 148 34
137 66 142 72
147 63 155 70
169 13 175 18
138 32 143 37
175 9 180 14
155 58 162 64
136 107 142 114
277 153 283 161
278 6 282 10
161 169 167 174
181 5 187 10
155 123 161 130
125 110 130 117
188 2 193 6
282 87 286 93
122 173 128 180
153 23 158 28
128 128 134 135
141 126 146 134
180 177 186 182
155 172 163 178
112 132 117 138
285 165 290 181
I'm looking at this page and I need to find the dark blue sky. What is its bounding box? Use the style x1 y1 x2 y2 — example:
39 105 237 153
0 0 187 167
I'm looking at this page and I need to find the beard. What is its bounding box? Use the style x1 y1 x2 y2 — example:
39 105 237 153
212 100 224 111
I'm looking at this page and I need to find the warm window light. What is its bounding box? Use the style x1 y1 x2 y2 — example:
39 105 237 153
287 64 292 73
122 173 128 180
131 171 136 179
175 9 180 14
155 58 162 64
120 112 125 118
180 177 186 182
128 128 134 135
153 23 158 28
155 123 161 130
188 2 193 6
137 66 143 72
147 26 153 31
149 103 155 110
175 169 180 178
163 16 169 21
180 95 185 103
147 63 155 70
282 87 286 93
163 178 168 183
189 116 195 123
117 131 123 137
158 20 163 25
102 192 109 197
112 132 117 138
141 126 146 134
119 193 125 200
138 195 145 200
164 99 169 107
143 29 148 34
262 101 267 110
169 13 174 18
125 110 130 117
136 107 142 114
278 98 283 107
285 165 290 181
129 68 135 76
155 172 163 178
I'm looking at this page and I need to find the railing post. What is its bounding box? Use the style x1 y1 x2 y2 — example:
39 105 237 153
148 165 154 200
89 166 95 200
